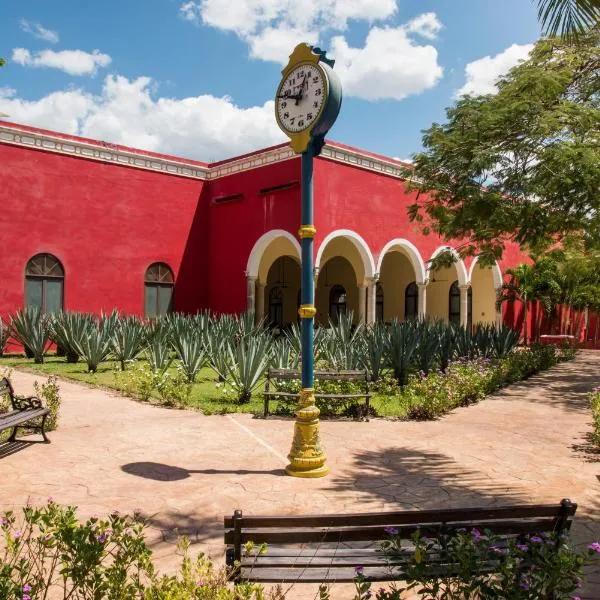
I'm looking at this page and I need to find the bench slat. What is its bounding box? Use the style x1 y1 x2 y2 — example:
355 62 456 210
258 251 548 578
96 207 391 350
224 504 574 529
0 408 49 430
268 369 367 382
263 393 370 399
225 518 565 545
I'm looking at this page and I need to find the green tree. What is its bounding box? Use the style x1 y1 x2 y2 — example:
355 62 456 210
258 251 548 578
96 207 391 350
536 0 600 38
406 32 600 265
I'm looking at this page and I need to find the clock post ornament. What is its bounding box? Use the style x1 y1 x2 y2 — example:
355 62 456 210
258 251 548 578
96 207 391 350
275 43 342 478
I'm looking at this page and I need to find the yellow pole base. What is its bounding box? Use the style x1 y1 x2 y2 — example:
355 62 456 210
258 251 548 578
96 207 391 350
286 388 329 478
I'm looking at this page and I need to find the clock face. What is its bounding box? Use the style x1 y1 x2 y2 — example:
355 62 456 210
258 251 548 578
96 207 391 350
276 63 327 134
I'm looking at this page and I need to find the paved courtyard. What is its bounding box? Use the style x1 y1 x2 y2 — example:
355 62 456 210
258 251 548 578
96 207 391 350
1 351 600 598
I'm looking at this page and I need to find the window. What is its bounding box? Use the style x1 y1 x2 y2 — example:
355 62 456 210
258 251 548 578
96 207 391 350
405 281 418 319
329 285 347 323
449 281 461 324
269 286 284 328
145 263 174 317
25 253 64 314
376 282 384 323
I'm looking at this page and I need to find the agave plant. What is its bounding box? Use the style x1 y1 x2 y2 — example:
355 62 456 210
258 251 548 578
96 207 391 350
435 321 456 373
270 337 299 370
227 333 272 403
364 322 388 381
75 318 113 373
147 328 172 371
49 311 92 363
492 325 520 359
386 319 418 386
322 312 365 370
414 319 439 376
112 315 147 370
454 324 475 360
172 329 207 383
0 316 10 356
204 323 232 382
10 307 50 363
284 321 323 364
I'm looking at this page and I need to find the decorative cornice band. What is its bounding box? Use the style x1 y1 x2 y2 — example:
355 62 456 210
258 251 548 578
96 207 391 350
0 124 410 182
0 125 209 180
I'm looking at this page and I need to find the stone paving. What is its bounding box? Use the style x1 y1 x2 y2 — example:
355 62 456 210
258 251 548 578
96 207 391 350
1 351 600 598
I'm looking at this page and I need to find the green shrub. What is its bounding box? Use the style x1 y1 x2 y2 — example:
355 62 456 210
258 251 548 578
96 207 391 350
591 389 600 445
33 375 61 431
0 317 10 356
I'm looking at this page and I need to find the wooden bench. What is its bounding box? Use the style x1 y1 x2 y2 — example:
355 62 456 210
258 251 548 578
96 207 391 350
224 499 577 584
262 368 371 420
0 377 50 443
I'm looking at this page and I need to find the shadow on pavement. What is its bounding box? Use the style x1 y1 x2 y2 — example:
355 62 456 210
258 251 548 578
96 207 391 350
121 461 285 481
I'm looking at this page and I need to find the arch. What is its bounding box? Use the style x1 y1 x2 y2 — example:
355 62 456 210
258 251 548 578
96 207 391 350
25 253 64 314
376 239 426 284
427 246 468 286
246 229 301 280
315 229 375 282
468 256 503 289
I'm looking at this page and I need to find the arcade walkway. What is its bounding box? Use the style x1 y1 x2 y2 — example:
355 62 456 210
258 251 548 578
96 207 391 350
1 352 599 598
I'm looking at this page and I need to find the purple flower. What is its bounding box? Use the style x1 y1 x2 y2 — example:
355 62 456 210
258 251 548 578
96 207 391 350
516 543 529 551
572 596 581 600
23 596 31 600
574 578 583 588
384 526 399 536
471 528 482 540
23 585 32 592
530 535 543 543
519 581 530 590
588 542 600 553
355 565 364 575
13 531 22 540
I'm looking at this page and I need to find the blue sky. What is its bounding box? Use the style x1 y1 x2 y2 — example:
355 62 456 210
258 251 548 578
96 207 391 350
0 0 541 162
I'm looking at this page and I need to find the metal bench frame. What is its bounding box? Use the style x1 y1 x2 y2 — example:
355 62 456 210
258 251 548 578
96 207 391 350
0 377 50 443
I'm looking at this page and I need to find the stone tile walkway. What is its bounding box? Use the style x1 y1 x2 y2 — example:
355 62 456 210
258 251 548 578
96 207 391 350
1 351 600 598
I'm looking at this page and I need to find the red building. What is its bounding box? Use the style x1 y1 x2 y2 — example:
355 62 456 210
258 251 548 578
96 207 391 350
0 119 575 339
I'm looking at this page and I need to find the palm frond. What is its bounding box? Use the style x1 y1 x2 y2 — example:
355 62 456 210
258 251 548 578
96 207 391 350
536 0 600 39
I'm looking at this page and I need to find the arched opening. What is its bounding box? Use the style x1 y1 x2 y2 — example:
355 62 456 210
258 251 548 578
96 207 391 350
145 262 174 317
470 260 502 326
315 231 374 326
25 253 64 314
426 248 468 323
329 285 347 323
378 251 418 321
405 282 418 319
265 255 301 329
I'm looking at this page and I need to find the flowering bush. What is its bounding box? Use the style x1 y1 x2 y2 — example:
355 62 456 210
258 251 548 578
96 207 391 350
591 387 600 445
0 501 272 600
32 375 61 431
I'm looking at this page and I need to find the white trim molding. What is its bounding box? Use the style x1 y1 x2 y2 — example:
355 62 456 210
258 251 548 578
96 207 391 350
427 246 468 287
468 256 503 289
315 229 376 280
207 146 295 180
246 229 301 280
376 238 427 284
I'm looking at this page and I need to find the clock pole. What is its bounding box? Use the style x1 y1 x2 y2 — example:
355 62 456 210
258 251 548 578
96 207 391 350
286 139 329 478
274 43 342 478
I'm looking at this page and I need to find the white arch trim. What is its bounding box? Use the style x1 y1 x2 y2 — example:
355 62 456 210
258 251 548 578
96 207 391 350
376 238 427 284
245 229 301 279
468 256 503 290
315 229 376 280
427 246 468 286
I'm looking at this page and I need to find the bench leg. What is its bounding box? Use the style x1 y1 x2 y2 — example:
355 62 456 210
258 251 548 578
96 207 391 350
365 397 370 422
8 426 18 442
264 397 269 418
39 414 50 443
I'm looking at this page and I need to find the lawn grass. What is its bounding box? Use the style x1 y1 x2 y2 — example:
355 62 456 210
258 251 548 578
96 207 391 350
0 354 409 418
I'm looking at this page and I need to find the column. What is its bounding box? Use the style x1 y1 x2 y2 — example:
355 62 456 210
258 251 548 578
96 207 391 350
256 281 265 324
417 282 428 319
246 274 256 313
459 284 470 328
366 276 377 325
358 282 367 324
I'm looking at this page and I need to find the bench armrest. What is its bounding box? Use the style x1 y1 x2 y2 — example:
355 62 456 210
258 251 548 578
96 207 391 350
12 395 44 411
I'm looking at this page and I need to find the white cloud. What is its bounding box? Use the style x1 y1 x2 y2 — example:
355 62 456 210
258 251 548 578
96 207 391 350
405 12 442 40
0 86 16 99
0 75 285 161
11 48 112 76
457 43 534 97
331 26 443 101
19 19 59 43
247 25 318 62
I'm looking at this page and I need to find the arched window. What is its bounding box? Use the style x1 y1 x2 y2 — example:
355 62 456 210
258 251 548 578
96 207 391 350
449 281 461 324
376 282 384 323
145 263 174 317
329 285 347 323
405 281 418 319
25 253 64 313
269 286 283 328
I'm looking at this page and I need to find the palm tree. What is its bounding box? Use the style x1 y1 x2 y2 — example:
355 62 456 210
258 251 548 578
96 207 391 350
502 264 537 345
536 0 599 38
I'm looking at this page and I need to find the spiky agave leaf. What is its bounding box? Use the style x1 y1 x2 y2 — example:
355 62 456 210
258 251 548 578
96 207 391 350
172 328 207 383
386 319 418 386
227 333 272 403
364 321 389 381
75 318 113 373
112 315 147 370
10 307 50 364
492 325 520 359
414 319 439 376
147 327 172 371
49 311 92 363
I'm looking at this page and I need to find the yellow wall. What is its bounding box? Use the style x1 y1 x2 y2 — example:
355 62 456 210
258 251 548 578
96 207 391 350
319 237 366 283
427 265 459 321
471 264 496 325
315 256 359 325
258 237 299 284
264 256 301 326
379 251 416 321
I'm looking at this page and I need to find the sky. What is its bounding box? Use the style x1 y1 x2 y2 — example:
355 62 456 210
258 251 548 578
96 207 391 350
0 0 541 163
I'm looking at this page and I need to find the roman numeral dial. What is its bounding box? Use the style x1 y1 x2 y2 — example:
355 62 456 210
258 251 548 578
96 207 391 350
276 63 327 134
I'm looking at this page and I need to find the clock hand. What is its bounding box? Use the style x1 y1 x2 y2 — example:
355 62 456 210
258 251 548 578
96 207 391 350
295 75 308 106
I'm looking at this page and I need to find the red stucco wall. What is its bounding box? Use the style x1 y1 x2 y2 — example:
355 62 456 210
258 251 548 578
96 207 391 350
0 142 207 318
